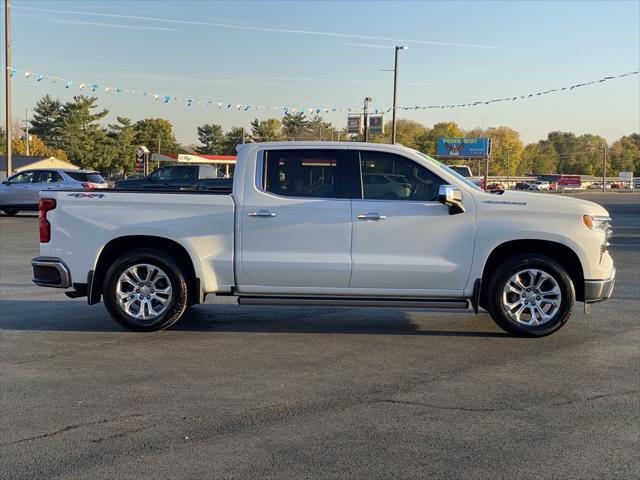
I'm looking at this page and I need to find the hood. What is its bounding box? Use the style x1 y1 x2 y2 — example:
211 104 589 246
495 190 609 216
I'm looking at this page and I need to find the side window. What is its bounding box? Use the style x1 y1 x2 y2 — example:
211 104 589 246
9 171 36 184
35 171 61 183
199 166 218 179
359 151 446 202
263 149 349 199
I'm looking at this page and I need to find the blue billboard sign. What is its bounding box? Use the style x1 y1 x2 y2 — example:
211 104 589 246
436 137 491 159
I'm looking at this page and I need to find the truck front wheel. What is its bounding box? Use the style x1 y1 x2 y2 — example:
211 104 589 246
487 254 575 337
103 248 189 331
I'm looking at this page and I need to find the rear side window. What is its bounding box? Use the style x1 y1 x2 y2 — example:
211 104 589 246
65 171 105 183
34 171 63 183
263 149 349 199
198 166 218 179
359 151 445 202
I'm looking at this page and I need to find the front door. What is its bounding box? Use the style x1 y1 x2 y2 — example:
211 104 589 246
238 148 352 291
350 150 476 295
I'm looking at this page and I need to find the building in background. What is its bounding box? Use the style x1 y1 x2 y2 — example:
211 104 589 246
0 156 79 180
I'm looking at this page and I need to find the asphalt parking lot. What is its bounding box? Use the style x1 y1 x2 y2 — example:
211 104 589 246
1 192 639 480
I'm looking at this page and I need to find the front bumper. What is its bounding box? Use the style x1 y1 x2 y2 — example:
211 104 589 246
32 256 71 288
584 268 615 303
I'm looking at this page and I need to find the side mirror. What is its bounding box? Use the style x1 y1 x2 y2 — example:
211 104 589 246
2 179 8 185
438 185 465 215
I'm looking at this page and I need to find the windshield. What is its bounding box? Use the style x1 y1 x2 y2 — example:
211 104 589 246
414 150 483 192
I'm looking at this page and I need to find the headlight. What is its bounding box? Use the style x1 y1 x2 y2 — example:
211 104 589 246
583 215 613 257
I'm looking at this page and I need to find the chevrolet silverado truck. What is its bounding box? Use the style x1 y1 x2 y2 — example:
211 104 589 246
32 142 615 337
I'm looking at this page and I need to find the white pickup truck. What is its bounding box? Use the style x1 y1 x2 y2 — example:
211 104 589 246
32 142 615 337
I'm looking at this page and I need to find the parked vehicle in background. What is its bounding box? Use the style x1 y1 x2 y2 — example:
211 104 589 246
0 169 107 215
515 182 531 190
363 173 411 198
114 164 232 191
447 164 484 189
589 182 610 190
486 182 506 192
634 178 640 189
32 142 615 338
529 181 551 191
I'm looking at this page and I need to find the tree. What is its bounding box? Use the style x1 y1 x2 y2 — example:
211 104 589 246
11 134 68 160
306 115 336 141
107 117 137 175
415 121 464 156
609 134 640 176
220 127 247 155
58 95 112 169
195 124 226 154
282 112 310 139
30 94 64 148
250 118 283 142
133 118 181 154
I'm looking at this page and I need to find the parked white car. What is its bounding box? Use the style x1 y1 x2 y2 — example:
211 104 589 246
529 181 551 191
0 168 107 215
32 142 615 337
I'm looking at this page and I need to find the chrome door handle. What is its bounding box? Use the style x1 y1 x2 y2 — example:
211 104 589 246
357 213 387 221
248 210 277 218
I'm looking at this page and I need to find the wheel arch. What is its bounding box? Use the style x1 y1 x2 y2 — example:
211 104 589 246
479 239 585 307
90 235 200 306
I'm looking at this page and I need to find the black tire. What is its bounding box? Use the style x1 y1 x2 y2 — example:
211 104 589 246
103 248 189 331
487 254 575 337
2 209 19 216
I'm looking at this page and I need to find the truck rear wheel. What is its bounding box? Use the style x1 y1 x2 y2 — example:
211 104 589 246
103 248 188 331
487 254 575 337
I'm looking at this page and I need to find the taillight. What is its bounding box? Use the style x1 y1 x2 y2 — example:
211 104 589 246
39 198 56 243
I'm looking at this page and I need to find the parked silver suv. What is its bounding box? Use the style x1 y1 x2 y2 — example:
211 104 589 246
0 168 107 215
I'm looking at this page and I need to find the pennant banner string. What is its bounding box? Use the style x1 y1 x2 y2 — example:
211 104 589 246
7 67 638 114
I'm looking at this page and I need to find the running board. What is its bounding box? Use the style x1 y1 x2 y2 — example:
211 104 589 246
238 296 469 309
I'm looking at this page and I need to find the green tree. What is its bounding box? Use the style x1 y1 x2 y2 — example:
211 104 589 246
133 118 181 154
220 127 247 155
250 118 283 142
108 117 137 175
58 95 113 169
609 134 640 176
306 115 336 140
195 124 226 154
30 94 64 149
282 112 310 139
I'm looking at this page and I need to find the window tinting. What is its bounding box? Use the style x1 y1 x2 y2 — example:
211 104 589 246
65 171 106 183
264 150 348 198
8 171 36 184
35 171 63 183
359 151 445 201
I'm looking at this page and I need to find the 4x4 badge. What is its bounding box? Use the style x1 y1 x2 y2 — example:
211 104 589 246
67 193 105 198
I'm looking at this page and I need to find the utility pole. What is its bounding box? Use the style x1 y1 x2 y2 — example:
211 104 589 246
24 109 29 156
391 45 407 144
506 148 510 189
363 97 372 142
602 145 607 193
4 0 12 177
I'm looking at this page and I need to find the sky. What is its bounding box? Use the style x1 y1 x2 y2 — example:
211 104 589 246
2 0 639 145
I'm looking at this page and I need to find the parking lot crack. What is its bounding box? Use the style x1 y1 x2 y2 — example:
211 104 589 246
2 413 144 446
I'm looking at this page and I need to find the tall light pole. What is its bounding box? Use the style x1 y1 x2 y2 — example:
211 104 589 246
24 109 29 156
602 145 607 193
363 96 372 142
4 0 12 177
391 45 407 144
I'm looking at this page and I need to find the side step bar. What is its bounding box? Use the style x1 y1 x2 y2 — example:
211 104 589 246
238 296 469 309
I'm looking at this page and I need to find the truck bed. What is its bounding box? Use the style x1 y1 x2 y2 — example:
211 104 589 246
41 189 236 294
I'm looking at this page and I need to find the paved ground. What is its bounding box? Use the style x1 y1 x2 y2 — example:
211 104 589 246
1 192 638 479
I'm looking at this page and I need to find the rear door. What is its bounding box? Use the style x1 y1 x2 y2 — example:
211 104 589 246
238 148 352 290
349 150 476 294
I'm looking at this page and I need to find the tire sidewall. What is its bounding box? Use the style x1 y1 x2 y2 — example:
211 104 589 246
103 249 188 331
488 254 575 337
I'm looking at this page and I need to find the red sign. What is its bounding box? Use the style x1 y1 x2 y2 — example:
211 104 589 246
557 175 581 187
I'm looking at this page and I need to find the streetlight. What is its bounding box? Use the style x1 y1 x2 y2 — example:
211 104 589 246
391 45 408 144
363 97 372 142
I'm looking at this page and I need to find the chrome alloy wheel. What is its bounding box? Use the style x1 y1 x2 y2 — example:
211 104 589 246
501 268 562 326
115 264 172 320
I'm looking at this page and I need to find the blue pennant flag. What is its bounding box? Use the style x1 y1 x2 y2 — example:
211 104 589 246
65 80 73 88
164 95 171 103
